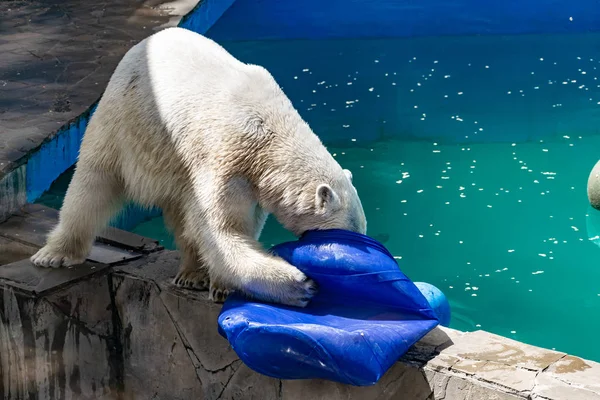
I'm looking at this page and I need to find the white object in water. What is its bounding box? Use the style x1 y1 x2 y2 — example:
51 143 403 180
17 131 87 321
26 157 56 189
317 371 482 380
587 160 600 209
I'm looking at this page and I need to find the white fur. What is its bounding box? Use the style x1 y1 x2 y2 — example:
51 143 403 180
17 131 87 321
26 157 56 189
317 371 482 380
31 27 367 307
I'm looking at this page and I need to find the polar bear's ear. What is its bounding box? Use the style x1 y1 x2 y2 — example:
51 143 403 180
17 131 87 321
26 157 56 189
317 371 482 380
343 169 353 182
316 184 341 212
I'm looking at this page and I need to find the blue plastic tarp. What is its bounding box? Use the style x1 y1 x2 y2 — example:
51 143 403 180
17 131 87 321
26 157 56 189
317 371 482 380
218 229 443 386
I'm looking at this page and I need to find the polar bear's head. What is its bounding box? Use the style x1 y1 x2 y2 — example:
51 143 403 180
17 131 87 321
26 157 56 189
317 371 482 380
277 168 367 237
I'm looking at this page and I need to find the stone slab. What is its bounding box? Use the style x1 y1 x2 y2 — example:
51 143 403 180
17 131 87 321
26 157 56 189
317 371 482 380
88 242 142 265
98 226 163 253
439 330 566 372
281 362 433 400
402 326 464 366
45 273 114 337
20 203 162 253
425 370 527 400
115 250 181 284
161 287 244 399
112 272 205 399
19 203 60 220
0 212 57 247
451 358 536 392
0 211 143 264
534 368 600 400
537 355 600 397
0 236 38 266
160 288 238 372
0 258 110 296
0 273 117 399
420 326 465 349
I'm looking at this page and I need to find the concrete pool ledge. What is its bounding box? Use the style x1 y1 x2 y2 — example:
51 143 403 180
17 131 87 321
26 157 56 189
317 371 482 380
1 206 599 399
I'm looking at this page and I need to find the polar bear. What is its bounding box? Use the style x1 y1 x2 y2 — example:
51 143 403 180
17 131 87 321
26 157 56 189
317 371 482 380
31 27 367 307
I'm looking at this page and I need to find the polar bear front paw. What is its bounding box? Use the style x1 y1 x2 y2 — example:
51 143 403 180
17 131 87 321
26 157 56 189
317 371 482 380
30 246 86 268
173 269 210 290
209 281 232 303
278 275 318 308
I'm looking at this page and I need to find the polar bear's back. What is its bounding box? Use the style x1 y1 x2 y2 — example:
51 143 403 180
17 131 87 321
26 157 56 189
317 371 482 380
104 27 287 138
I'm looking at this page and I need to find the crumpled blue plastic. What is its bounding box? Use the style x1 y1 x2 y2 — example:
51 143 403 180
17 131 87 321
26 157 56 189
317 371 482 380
217 229 443 386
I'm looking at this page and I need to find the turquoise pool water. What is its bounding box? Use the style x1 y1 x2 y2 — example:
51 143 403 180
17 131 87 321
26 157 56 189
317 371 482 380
37 33 600 361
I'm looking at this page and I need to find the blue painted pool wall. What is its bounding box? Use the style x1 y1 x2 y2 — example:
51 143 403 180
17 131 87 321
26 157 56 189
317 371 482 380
179 0 237 34
26 103 98 203
208 0 600 41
